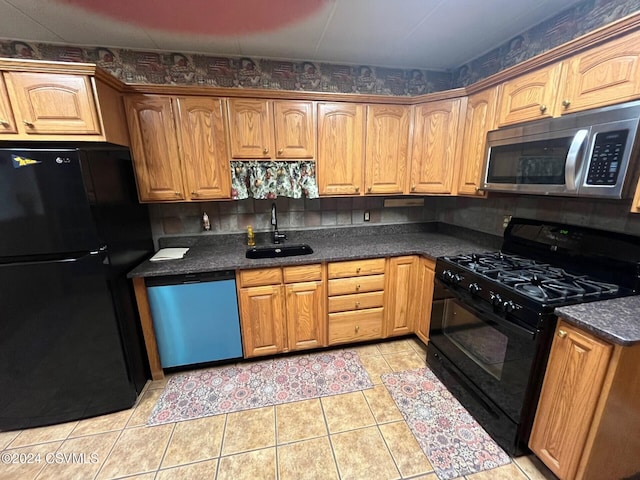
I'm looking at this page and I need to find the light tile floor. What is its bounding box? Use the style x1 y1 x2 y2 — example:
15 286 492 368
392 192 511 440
0 337 558 480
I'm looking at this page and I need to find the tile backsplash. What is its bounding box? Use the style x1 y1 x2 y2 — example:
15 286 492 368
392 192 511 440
149 197 439 247
149 194 640 248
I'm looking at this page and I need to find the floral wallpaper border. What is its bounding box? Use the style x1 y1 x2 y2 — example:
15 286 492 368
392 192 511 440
0 0 637 94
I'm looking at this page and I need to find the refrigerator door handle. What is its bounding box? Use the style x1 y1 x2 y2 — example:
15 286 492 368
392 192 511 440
0 250 103 267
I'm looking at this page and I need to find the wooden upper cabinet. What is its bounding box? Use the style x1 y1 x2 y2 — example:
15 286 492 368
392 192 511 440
175 97 231 200
317 102 365 195
0 75 17 134
529 321 613 480
273 100 315 158
4 72 101 134
124 95 185 202
497 62 564 127
409 98 464 194
365 105 411 194
561 32 640 115
457 88 498 196
227 98 272 158
227 98 315 159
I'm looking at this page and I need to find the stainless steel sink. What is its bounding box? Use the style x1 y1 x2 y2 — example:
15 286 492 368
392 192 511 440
246 244 313 259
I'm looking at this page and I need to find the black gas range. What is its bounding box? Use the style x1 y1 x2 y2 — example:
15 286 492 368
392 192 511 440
426 218 640 455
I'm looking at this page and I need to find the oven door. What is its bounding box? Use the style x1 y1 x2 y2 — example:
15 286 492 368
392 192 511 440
428 279 538 423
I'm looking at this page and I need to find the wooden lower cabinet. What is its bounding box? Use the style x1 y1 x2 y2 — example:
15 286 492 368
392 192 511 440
238 265 326 358
529 320 640 480
414 258 435 344
238 284 286 358
385 256 418 337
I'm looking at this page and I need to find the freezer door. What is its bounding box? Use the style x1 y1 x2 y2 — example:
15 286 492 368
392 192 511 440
0 148 100 257
0 251 137 431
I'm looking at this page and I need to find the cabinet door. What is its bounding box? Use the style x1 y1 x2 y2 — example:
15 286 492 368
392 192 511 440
365 105 410 194
5 72 101 134
124 95 185 202
632 179 640 213
562 33 640 115
227 98 272 158
285 281 326 351
317 102 365 195
497 63 564 127
239 285 285 358
175 97 231 200
529 322 613 480
415 258 435 345
409 99 463 194
0 75 17 134
273 100 315 158
457 88 498 196
385 256 417 337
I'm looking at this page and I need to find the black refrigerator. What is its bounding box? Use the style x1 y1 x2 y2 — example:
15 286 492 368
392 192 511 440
0 146 154 431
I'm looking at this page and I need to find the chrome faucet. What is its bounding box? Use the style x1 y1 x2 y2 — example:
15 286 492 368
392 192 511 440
271 203 287 244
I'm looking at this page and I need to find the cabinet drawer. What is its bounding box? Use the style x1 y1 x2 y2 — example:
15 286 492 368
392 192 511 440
328 291 384 313
238 268 282 287
328 258 385 279
283 264 322 283
328 308 384 345
328 274 385 296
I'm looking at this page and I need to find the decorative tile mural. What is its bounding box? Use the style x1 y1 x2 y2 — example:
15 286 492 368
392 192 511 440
1 0 637 95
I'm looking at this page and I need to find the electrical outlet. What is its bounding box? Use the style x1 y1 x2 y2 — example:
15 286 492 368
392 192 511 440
364 211 370 222
503 215 512 229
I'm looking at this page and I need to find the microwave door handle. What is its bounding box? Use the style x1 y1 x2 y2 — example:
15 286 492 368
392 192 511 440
565 129 589 191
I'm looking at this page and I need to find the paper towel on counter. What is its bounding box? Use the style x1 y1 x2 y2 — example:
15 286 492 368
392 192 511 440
149 248 190 261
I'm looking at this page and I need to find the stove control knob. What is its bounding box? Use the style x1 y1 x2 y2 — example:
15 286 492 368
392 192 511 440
503 300 518 313
452 273 463 284
490 292 502 307
468 283 481 294
442 270 454 282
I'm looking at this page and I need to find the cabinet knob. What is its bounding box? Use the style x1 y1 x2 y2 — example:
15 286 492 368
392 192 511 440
263 147 269 155
558 329 567 338
0 119 8 126
174 191 181 196
355 186 360 193
562 99 571 108
411 185 416 192
356 267 361 273
277 148 283 155
367 186 372 193
355 301 360 308
355 325 360 333
23 120 34 128
191 191 198 196
356 284 361 291
539 104 547 113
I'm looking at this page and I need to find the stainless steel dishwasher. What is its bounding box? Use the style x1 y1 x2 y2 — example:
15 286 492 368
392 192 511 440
145 271 243 368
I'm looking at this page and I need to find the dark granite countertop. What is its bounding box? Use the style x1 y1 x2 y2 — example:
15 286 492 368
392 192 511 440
555 296 640 347
128 223 500 278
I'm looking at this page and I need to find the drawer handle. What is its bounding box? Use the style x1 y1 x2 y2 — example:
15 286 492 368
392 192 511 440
355 301 360 308
356 284 361 291
355 325 360 333
558 329 567 338
356 267 361 273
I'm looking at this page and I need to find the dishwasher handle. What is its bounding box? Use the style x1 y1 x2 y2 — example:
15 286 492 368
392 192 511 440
145 270 236 287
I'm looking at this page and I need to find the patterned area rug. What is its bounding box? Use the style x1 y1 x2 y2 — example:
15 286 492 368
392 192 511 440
382 367 511 480
148 350 372 425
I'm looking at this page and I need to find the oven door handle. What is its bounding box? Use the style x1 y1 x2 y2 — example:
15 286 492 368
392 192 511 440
437 280 537 340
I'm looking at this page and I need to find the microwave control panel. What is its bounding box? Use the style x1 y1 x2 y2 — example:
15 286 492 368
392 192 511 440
586 129 628 185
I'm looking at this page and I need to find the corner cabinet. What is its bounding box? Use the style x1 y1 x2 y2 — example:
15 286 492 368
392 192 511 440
457 88 498 196
124 95 230 202
227 98 315 159
409 98 465 194
317 102 366 195
530 320 640 480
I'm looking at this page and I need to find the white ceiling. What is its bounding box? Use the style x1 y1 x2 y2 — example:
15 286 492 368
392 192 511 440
0 0 584 70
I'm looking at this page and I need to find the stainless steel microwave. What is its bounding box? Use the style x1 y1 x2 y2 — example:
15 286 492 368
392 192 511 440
482 101 640 198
